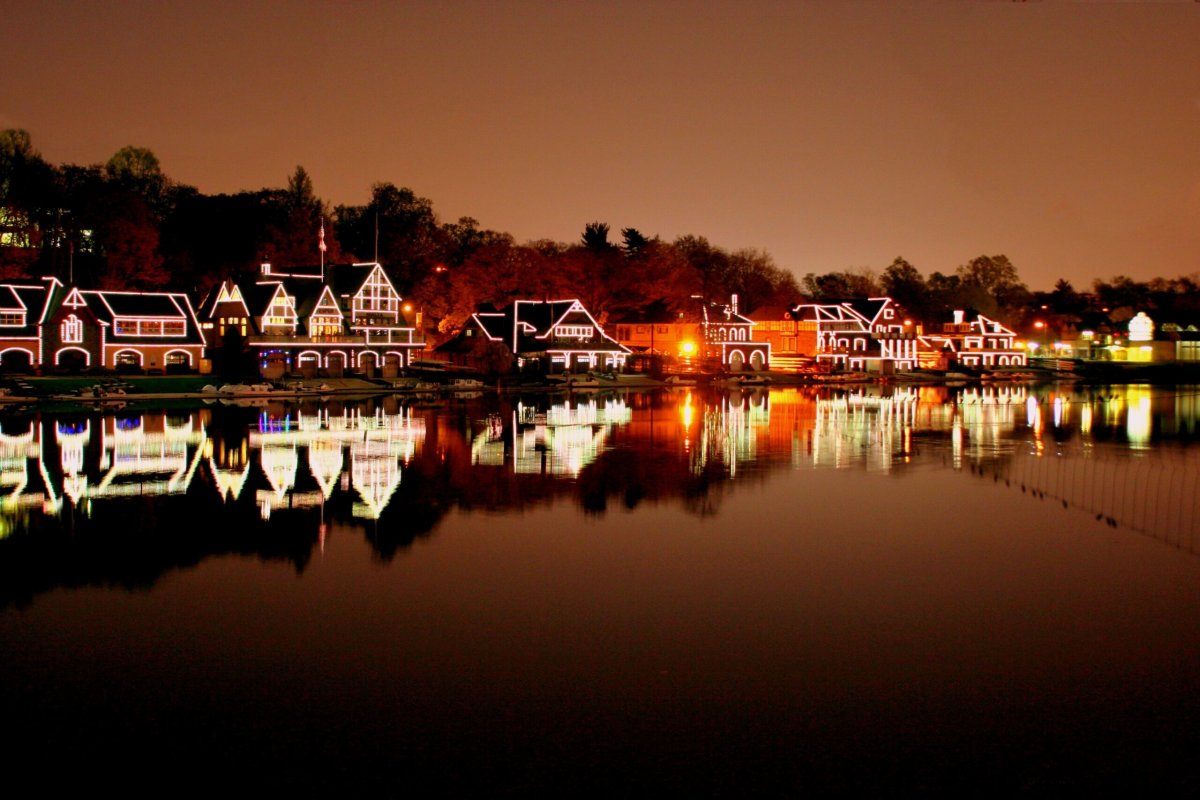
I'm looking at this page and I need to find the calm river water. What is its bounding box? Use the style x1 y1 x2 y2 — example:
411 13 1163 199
1 384 1198 792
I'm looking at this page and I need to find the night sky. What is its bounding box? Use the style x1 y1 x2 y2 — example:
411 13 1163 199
6 1 1199 290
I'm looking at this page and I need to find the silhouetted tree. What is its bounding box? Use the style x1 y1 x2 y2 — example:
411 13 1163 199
620 227 651 257
105 145 168 215
956 254 1028 317
881 257 927 318
581 221 615 251
0 129 57 277
335 183 446 292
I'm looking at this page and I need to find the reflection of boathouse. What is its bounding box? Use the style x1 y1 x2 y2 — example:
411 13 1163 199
1 388 1196 551
48 414 208 508
247 408 426 520
471 398 632 477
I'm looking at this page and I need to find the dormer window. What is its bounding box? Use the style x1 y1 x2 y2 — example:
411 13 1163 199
555 325 593 339
0 311 24 326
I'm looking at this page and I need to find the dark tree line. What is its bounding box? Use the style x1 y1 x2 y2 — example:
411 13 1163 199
802 254 1030 325
0 130 801 343
803 255 1200 333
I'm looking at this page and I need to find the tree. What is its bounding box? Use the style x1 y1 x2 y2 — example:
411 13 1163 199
801 269 880 301
286 165 316 208
925 272 964 318
105 145 168 214
258 166 343 268
94 193 168 289
1092 275 1148 311
441 216 511 268
1047 279 1083 315
956 254 1028 317
621 227 651 257
724 248 800 312
0 129 57 278
335 183 446 292
881 257 927 316
582 221 615 251
159 189 277 293
674 235 731 302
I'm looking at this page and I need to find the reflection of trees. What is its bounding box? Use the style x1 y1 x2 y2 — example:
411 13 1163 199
0 489 320 609
576 447 735 516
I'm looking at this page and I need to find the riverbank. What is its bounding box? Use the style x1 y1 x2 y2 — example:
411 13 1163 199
0 360 1195 407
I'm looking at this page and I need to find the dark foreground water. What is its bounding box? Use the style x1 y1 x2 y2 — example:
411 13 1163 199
1 384 1198 793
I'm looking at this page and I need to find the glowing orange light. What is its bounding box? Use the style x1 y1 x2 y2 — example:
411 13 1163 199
1034 321 1045 329
680 340 697 356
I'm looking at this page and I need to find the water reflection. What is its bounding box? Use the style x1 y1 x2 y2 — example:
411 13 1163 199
248 408 424 520
0 385 1197 602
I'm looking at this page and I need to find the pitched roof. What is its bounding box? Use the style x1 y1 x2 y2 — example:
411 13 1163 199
90 291 191 319
0 281 57 337
470 299 629 355
744 304 794 322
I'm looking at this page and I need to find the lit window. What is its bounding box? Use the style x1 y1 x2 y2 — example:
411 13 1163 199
62 314 83 343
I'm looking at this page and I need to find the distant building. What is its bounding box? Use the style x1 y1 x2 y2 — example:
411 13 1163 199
444 298 630 372
920 310 1026 369
791 297 918 372
613 295 770 371
745 304 813 372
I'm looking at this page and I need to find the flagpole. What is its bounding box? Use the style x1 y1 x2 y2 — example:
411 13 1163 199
319 217 327 280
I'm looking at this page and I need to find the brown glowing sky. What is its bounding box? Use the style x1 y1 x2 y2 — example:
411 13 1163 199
6 1 1199 290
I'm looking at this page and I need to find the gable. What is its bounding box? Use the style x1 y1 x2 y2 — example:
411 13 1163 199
536 299 604 340
348 264 401 321
0 284 37 331
213 283 249 316
311 285 343 317
63 287 88 309
260 284 297 327
0 285 27 313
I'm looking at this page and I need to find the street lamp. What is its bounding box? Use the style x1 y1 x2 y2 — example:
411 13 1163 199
1032 320 1047 358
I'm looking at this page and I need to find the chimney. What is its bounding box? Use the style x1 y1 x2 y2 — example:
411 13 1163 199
731 293 739 316
953 309 964 325
261 262 272 275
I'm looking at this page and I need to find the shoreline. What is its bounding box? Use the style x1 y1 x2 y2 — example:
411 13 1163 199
1 361 1196 408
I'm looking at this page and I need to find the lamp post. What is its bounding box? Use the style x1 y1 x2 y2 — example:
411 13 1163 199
1032 320 1046 359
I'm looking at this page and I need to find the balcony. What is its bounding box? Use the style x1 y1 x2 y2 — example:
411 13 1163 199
363 329 420 346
